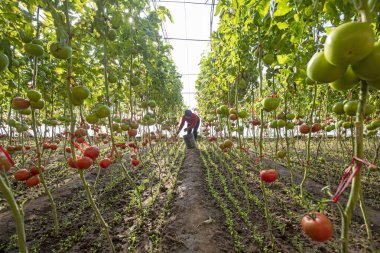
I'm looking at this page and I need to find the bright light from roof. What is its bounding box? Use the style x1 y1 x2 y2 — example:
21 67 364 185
151 0 219 109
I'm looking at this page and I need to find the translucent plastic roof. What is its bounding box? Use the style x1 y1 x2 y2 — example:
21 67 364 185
152 0 219 109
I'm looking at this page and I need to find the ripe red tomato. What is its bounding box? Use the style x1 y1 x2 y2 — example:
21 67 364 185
24 145 31 150
131 158 140 167
84 146 100 161
14 169 31 181
42 143 50 149
68 157 79 168
208 136 217 142
12 97 30 110
299 124 310 134
311 123 322 133
260 170 278 183
77 156 93 169
30 166 44 175
50 143 58 150
75 128 87 138
128 142 137 148
99 158 111 169
128 129 137 137
66 147 71 153
0 152 12 172
26 175 40 187
301 212 333 242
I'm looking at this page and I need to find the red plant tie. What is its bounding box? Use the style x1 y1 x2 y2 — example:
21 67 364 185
332 157 376 203
0 145 15 166
71 141 84 153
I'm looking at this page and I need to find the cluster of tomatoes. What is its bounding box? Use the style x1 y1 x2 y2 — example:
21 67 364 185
68 145 100 170
14 165 44 187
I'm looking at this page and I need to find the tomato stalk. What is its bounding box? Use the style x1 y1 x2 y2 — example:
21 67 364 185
259 179 275 248
341 81 374 252
300 84 317 197
284 92 294 187
78 170 115 252
27 7 59 235
0 171 28 253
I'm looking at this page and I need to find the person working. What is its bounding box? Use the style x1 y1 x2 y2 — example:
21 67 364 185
176 110 200 140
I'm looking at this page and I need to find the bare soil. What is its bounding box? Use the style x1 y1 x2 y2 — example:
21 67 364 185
160 148 234 253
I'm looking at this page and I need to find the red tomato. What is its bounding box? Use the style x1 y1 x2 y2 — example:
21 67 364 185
75 128 87 138
259 170 278 183
84 146 100 161
77 156 93 169
66 147 71 153
208 136 217 142
0 153 12 172
30 166 44 175
131 158 140 167
299 124 310 134
26 175 40 187
128 142 137 148
99 158 111 169
128 129 137 137
50 143 58 150
24 145 31 150
14 169 31 181
42 143 50 149
68 157 79 168
301 212 333 242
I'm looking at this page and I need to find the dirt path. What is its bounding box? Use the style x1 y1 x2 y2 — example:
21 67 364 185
160 149 234 253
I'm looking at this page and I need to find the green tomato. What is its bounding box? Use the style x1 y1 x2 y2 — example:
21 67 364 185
269 120 277 128
286 113 295 120
8 119 16 127
49 42 72 60
343 101 358 116
0 52 9 72
237 110 247 119
329 66 359 91
72 86 90 100
24 43 44 57
324 22 375 66
262 54 275 65
107 29 117 41
364 104 375 116
332 102 345 115
218 105 229 115
307 52 346 83
108 73 118 83
27 90 42 102
31 39 43 46
286 122 295 130
276 119 286 128
95 105 111 118
19 108 32 115
263 97 280 112
352 41 380 80
86 114 99 124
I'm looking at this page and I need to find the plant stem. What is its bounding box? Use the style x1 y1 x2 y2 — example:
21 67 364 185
78 170 115 252
300 84 317 197
0 172 28 253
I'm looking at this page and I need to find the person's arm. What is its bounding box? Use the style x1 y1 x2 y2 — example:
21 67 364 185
176 116 186 134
